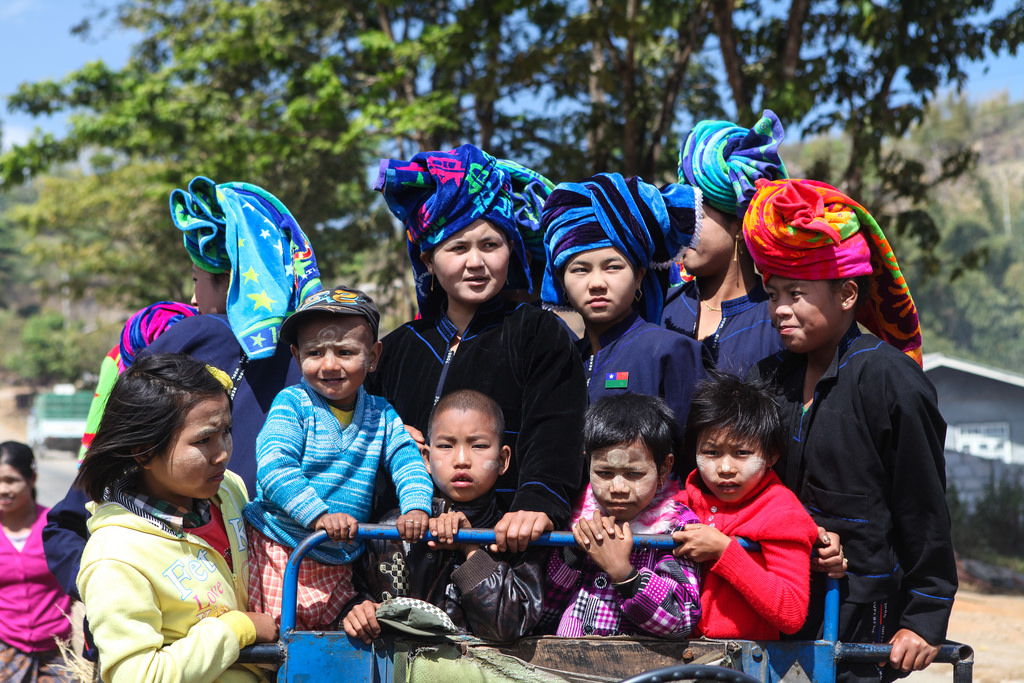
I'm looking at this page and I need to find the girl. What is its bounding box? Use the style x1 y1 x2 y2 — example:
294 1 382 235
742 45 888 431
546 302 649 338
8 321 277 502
74 353 277 683
539 393 700 638
1 441 72 683
662 111 789 377
368 144 588 552
541 172 707 468
671 374 819 640
743 178 956 680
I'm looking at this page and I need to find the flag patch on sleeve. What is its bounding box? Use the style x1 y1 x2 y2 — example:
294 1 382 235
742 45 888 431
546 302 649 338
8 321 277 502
605 372 629 389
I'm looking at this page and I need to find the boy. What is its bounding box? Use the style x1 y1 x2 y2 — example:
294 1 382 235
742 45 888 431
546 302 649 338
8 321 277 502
539 393 701 639
743 179 956 681
342 389 546 643
671 373 819 639
244 286 433 630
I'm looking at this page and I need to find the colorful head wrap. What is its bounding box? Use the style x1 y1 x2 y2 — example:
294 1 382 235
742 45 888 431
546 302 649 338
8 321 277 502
678 110 788 219
170 176 322 359
118 301 199 372
374 144 552 316
541 173 701 324
743 178 922 364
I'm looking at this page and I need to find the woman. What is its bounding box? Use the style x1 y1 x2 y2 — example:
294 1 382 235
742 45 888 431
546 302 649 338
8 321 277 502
44 176 320 614
661 111 789 376
367 143 588 552
541 172 707 472
1 441 73 683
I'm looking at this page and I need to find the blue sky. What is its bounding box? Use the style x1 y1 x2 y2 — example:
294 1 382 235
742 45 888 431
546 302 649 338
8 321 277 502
2 0 1023 151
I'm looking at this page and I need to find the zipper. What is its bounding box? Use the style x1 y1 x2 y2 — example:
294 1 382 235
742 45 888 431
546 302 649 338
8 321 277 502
433 347 456 406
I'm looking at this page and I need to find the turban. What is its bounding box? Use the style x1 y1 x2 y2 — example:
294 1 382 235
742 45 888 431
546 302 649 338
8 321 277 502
678 110 788 219
743 178 922 364
170 176 323 359
118 301 199 372
374 143 552 316
541 173 701 324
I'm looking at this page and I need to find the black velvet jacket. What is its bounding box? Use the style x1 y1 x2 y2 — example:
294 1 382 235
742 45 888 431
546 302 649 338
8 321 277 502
752 326 957 644
366 298 587 527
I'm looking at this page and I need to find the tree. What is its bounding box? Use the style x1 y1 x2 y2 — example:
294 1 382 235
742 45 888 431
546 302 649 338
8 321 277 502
3 0 1023 318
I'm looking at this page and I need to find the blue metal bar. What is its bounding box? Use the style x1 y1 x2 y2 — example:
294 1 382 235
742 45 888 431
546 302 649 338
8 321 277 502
280 526 762 632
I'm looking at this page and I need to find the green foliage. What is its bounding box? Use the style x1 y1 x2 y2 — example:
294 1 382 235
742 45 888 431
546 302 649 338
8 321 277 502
2 311 108 386
949 474 1024 559
2 0 1024 382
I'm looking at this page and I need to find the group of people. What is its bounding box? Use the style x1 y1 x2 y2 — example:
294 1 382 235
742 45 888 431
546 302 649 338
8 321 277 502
1 110 956 683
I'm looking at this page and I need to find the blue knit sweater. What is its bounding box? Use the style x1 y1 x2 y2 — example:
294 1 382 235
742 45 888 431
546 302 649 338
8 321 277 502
244 382 433 565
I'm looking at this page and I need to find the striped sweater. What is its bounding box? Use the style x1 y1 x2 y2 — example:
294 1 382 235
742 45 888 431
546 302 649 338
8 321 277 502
244 382 432 565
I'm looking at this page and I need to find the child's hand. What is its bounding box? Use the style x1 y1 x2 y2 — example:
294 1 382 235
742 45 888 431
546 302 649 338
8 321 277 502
427 510 475 553
572 511 634 583
242 611 280 643
493 510 553 553
811 526 848 578
886 628 940 672
314 512 359 542
396 509 428 541
671 523 731 563
342 600 381 645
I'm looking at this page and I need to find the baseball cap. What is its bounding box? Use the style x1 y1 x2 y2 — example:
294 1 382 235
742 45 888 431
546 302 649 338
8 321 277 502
279 285 381 345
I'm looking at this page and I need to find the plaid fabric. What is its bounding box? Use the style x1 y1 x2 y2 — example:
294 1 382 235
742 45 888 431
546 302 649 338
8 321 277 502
246 527 354 630
104 471 211 537
539 479 701 639
0 639 72 683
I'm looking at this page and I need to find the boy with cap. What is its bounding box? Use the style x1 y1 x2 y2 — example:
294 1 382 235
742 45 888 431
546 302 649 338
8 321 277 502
244 286 434 630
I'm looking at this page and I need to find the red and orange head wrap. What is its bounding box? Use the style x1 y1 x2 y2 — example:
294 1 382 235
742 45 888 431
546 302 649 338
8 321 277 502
743 178 922 365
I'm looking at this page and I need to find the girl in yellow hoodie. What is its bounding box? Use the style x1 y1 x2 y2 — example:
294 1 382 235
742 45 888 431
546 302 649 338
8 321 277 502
75 353 277 683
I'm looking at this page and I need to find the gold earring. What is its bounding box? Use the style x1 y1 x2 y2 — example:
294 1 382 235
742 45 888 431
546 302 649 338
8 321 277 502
635 288 643 302
430 274 435 293
733 235 741 262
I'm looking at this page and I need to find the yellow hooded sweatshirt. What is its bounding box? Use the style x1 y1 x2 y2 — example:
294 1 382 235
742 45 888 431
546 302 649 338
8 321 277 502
78 471 264 683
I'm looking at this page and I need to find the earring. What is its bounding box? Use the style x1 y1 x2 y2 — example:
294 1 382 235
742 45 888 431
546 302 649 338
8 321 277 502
634 288 644 302
430 274 435 293
733 235 741 262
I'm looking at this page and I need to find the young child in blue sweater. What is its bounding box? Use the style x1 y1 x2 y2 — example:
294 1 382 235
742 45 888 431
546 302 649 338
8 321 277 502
244 286 434 630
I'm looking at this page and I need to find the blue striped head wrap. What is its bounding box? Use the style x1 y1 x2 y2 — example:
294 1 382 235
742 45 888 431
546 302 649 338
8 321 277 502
541 173 700 324
374 144 553 316
678 109 788 218
170 176 323 359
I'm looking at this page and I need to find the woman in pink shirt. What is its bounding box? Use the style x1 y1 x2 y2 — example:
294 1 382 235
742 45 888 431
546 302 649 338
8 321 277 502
1 441 73 683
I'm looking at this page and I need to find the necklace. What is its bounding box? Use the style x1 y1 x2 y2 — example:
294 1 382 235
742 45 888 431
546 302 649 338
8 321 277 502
700 299 721 312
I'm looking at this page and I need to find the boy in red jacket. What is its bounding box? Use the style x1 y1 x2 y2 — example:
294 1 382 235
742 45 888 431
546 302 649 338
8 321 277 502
672 373 819 639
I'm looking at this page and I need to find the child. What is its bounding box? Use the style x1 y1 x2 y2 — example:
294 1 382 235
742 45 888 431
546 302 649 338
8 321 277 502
74 353 276 683
540 393 701 639
243 286 434 631
743 178 957 680
671 373 819 639
342 389 546 643
368 144 587 552
541 172 708 465
661 111 788 377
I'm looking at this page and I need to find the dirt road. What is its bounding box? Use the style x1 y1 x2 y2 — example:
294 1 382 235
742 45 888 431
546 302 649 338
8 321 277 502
906 586 1024 683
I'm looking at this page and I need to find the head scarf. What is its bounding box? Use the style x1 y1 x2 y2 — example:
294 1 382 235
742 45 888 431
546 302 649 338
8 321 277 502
118 301 199 372
541 173 701 324
374 144 552 316
678 109 788 220
743 178 922 365
170 176 322 359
